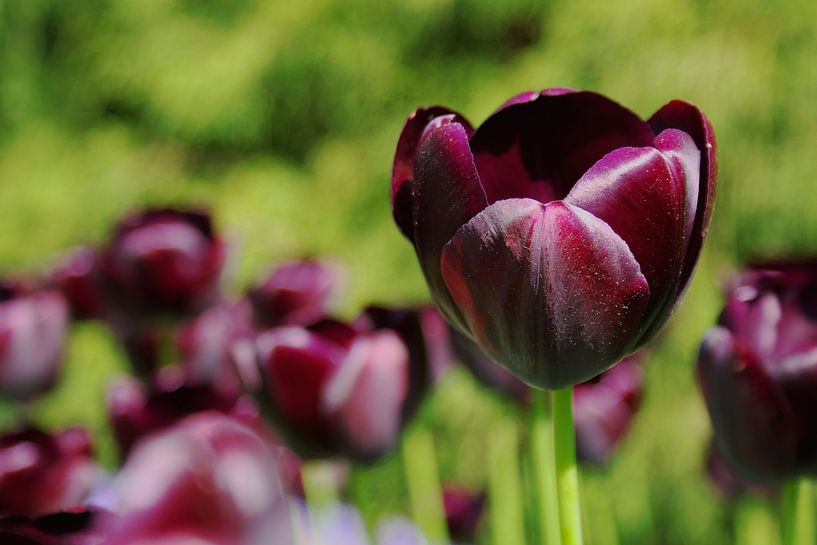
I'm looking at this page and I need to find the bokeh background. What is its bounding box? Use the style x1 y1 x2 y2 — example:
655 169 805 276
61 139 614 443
2 0 817 543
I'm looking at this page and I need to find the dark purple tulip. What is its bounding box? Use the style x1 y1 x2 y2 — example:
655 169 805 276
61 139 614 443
0 427 100 516
705 440 777 500
247 260 344 328
255 309 428 462
98 208 226 317
50 247 106 321
0 284 68 400
106 369 255 457
177 300 258 392
0 510 103 545
442 487 485 543
97 412 293 545
698 259 817 483
393 90 717 389
573 353 643 465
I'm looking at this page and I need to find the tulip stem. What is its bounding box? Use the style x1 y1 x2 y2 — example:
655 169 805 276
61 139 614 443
553 387 584 545
782 479 814 545
530 390 561 545
403 426 449 544
488 410 527 545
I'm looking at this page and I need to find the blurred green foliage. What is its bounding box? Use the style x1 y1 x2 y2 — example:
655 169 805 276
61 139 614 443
2 0 817 543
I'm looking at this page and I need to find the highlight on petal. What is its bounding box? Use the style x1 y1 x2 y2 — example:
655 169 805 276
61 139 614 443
697 327 799 483
412 122 488 332
392 107 473 241
649 100 717 295
565 145 688 335
441 198 650 389
469 91 655 205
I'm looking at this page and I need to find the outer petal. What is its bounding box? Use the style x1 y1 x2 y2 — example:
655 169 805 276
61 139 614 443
470 91 655 205
565 145 690 337
441 198 650 389
392 107 473 241
649 101 717 296
697 327 799 483
413 122 488 332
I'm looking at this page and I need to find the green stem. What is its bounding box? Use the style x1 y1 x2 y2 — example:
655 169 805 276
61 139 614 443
488 411 527 545
735 498 780 545
782 479 814 545
301 461 340 512
553 387 584 545
530 390 561 545
403 427 449 544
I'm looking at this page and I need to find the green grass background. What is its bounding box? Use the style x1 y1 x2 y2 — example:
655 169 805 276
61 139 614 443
2 0 817 543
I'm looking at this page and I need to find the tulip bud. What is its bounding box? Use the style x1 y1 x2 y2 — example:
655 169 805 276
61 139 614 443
97 412 294 545
0 283 69 400
247 260 343 328
0 427 100 516
98 208 226 317
442 487 485 543
393 90 716 389
50 247 107 321
698 259 817 483
255 307 429 462
106 369 254 457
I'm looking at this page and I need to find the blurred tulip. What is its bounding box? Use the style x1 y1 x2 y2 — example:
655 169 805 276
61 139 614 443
393 90 716 388
0 427 100 516
705 440 777 500
0 283 68 400
50 247 106 321
0 510 103 545
97 412 294 545
255 307 430 462
442 487 485 543
98 208 226 317
106 369 255 457
177 300 258 391
573 353 643 465
248 260 344 327
698 259 817 483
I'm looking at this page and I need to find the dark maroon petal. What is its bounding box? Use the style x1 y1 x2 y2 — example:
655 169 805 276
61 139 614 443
442 487 485 542
470 91 654 205
392 107 474 241
565 143 691 338
412 122 488 332
323 331 409 462
649 101 718 297
441 199 650 389
50 247 107 321
697 327 799 483
247 260 343 328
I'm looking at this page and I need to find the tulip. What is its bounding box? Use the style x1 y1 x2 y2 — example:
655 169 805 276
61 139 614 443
105 369 255 457
247 260 344 328
0 283 69 400
50 247 106 321
442 487 485 544
0 427 100 516
698 259 817 483
97 412 294 545
392 90 716 389
254 307 429 462
0 510 103 545
705 440 777 500
98 208 226 317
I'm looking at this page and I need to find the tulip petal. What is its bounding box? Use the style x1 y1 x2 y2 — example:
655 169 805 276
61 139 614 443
413 122 488 332
649 101 717 296
470 91 655 205
441 198 650 389
697 327 799 483
565 145 690 335
392 107 474 241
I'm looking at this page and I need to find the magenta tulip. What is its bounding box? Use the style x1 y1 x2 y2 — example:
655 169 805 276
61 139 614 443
393 90 716 388
50 247 106 321
698 259 817 483
97 412 293 545
247 260 343 328
442 487 485 543
98 208 226 317
0 283 68 400
0 427 100 516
